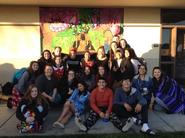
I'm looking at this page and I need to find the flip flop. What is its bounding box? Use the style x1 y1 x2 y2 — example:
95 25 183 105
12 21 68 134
140 129 156 136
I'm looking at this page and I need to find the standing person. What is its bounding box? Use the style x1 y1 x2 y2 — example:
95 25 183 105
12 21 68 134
152 66 185 114
121 48 135 79
35 64 61 106
66 48 81 76
132 64 153 107
37 50 53 74
52 55 66 81
7 61 40 108
81 51 95 73
95 46 109 73
113 76 155 135
52 46 67 62
53 81 90 128
111 49 124 90
75 77 130 133
16 84 48 133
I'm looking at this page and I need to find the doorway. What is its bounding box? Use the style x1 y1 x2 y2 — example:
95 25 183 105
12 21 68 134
161 27 185 86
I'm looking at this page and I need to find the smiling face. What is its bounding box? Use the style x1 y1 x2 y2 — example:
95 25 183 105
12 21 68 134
78 83 85 92
30 87 38 99
97 79 106 89
43 51 51 60
153 68 161 80
122 79 131 92
138 65 146 75
32 62 39 72
44 65 53 77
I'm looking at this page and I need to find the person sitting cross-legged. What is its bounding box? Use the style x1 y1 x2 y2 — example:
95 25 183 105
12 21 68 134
113 76 156 135
75 77 133 133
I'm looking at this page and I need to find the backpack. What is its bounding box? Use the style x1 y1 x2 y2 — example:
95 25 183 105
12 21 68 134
12 67 28 85
2 82 14 95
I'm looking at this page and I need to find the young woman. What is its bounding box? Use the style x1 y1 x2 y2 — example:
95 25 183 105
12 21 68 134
52 55 66 81
81 51 95 73
16 84 48 133
95 46 109 73
53 81 90 128
7 61 40 108
152 66 185 114
37 50 53 74
95 65 112 88
121 48 135 79
80 66 96 91
132 64 153 107
58 70 78 104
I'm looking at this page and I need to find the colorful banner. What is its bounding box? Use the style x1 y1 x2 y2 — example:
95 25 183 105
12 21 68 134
40 8 123 54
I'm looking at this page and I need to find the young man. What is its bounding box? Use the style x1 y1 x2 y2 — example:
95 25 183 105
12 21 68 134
75 77 133 132
113 76 156 135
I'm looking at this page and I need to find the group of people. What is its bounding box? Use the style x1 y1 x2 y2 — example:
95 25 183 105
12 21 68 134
8 37 185 135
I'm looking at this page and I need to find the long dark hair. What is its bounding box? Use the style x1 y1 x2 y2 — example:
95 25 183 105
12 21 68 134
77 80 88 96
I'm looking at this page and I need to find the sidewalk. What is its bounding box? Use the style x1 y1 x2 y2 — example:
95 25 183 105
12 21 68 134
0 104 185 136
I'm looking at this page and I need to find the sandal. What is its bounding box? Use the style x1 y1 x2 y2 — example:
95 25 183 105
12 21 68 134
140 128 156 136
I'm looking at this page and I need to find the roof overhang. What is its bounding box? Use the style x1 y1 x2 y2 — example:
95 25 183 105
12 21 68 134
0 0 185 8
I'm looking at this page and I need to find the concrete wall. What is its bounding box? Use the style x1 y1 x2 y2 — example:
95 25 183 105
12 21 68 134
123 7 161 76
0 6 40 84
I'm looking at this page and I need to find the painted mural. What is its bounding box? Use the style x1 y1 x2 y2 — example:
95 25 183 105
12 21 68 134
40 8 123 54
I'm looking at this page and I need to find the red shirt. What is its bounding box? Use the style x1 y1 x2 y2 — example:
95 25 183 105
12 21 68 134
90 87 113 114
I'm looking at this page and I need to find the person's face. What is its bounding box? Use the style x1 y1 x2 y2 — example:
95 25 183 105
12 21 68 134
31 87 38 98
44 66 53 77
68 71 75 80
153 69 161 80
84 52 90 60
55 57 62 65
54 48 61 56
111 43 117 52
115 51 122 59
112 36 119 43
44 51 51 60
124 50 130 58
78 83 85 91
70 51 76 58
97 48 105 56
138 65 146 75
97 79 106 89
84 67 90 75
32 62 39 72
122 79 131 91
98 67 105 75
120 40 126 48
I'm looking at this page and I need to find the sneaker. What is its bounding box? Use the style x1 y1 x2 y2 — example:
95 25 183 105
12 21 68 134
122 117 134 132
52 121 65 128
132 117 142 125
75 116 87 132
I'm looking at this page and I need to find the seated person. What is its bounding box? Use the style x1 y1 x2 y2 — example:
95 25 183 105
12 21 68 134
16 84 48 133
75 77 130 133
132 64 153 107
152 66 185 114
35 64 62 106
52 80 90 128
8 61 40 108
113 76 155 135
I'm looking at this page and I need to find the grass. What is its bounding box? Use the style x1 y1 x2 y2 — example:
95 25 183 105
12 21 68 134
1 132 185 138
